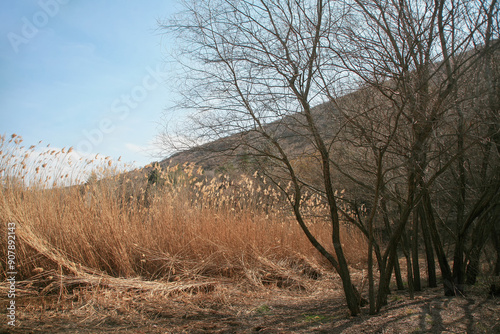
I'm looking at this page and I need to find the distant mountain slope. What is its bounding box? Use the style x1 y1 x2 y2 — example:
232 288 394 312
160 100 339 173
158 42 499 177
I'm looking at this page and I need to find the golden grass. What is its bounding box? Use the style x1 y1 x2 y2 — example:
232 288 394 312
0 134 367 290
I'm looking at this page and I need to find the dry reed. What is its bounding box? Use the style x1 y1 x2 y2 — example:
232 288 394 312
0 134 367 293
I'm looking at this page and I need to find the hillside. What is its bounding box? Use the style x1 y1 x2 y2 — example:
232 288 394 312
159 42 500 178
160 100 340 173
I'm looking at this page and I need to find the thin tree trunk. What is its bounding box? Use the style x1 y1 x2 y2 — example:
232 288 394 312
458 179 500 287
376 204 413 311
367 149 385 314
267 124 365 316
422 189 455 295
299 94 362 315
493 228 500 276
412 212 422 291
452 95 467 293
381 197 405 290
290 196 364 314
419 203 437 287
393 247 405 290
401 231 415 299
368 234 375 314
465 217 488 285
452 235 466 294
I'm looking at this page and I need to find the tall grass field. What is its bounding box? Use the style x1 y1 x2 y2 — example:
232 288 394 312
1 134 367 292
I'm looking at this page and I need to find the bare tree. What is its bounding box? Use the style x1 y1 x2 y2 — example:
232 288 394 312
161 0 499 315
162 0 365 315
332 0 499 308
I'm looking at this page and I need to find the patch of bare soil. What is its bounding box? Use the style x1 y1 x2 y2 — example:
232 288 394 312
1 275 499 334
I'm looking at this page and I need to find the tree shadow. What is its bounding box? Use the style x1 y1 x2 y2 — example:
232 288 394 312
244 290 498 333
419 298 446 333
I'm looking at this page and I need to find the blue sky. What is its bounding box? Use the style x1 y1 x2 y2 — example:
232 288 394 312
0 1 182 168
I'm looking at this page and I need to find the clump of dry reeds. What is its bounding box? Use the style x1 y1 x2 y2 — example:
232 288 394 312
0 134 367 293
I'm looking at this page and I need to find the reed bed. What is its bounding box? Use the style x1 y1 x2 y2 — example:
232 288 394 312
0 134 367 293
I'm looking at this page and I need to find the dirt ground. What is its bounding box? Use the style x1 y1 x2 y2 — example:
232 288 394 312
1 275 499 334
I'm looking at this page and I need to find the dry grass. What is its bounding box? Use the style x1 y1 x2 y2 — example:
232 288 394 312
0 134 367 292
2 135 499 333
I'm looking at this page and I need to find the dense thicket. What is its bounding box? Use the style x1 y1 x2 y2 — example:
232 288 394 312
162 0 499 315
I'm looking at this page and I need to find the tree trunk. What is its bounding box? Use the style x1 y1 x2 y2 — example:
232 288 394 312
411 212 422 291
460 181 500 286
420 210 437 287
490 220 500 276
300 96 362 316
465 251 481 285
465 214 490 284
376 204 413 311
381 198 405 290
452 235 466 294
452 100 467 293
368 227 376 314
422 189 455 295
394 246 405 290
402 231 415 299
334 236 362 316
291 199 364 315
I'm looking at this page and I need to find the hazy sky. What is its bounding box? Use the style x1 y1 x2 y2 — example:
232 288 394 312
0 1 181 168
